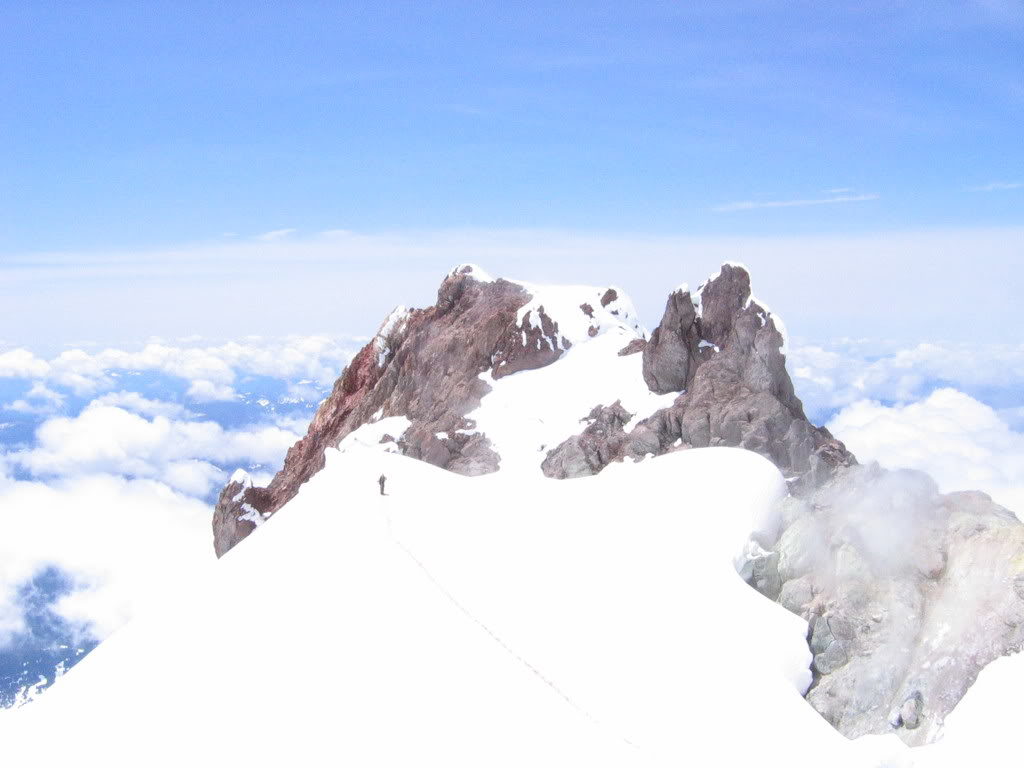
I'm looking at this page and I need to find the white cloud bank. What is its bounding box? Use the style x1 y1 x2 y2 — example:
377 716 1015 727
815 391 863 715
0 349 50 379
8 402 303 497
828 388 1024 514
0 389 309 651
0 472 213 647
0 335 357 399
7 383 66 415
789 341 1024 422
0 336 351 654
89 391 193 419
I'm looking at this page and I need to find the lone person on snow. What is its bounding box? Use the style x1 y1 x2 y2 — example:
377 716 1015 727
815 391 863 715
378 474 387 496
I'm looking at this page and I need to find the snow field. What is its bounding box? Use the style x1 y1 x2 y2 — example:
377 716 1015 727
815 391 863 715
1 444 911 766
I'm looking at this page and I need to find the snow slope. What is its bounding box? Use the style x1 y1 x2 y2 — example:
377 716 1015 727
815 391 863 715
1 442 909 767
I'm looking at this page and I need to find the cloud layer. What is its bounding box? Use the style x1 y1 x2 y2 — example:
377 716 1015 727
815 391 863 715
7 402 301 497
789 340 1024 424
0 472 213 647
3 228 1022 349
0 343 320 654
827 388 1024 513
0 335 358 403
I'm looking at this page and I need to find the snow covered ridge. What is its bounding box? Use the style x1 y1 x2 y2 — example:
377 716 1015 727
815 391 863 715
0 449 867 765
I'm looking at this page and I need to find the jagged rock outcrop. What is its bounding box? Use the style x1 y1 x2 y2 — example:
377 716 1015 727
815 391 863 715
214 265 637 557
745 462 1024 744
543 264 854 487
539 401 635 479
641 287 702 394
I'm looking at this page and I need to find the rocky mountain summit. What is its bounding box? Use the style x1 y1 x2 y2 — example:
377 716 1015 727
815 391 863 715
212 262 1024 748
542 264 852 487
214 262 843 555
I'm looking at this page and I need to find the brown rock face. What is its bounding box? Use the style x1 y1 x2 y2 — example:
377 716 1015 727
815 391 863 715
641 287 702 394
213 266 591 556
543 264 854 487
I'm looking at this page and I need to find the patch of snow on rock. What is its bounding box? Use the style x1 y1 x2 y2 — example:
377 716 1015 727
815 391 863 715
511 281 645 351
469 329 680 475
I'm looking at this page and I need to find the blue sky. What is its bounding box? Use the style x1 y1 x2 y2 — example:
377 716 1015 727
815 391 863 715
2 0 1021 253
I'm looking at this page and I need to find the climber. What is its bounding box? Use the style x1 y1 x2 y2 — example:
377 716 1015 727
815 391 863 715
378 474 387 496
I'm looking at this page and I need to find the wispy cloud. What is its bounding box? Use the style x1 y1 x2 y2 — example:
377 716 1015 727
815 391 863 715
256 228 297 241
2 226 1022 349
970 181 1023 192
711 193 879 213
